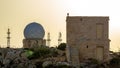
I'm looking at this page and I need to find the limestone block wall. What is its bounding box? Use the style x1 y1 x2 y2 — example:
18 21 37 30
23 39 46 48
66 16 110 64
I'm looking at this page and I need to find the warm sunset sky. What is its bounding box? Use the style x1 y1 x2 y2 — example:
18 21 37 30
0 0 120 51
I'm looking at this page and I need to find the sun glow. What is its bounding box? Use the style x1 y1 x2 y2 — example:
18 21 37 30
0 0 120 51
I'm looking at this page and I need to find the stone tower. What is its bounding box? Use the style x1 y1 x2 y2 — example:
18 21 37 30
66 16 110 67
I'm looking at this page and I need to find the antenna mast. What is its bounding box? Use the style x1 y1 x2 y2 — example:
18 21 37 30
7 28 10 48
58 32 62 46
47 32 51 47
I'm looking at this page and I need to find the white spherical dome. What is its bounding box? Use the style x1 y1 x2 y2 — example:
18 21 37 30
24 22 45 39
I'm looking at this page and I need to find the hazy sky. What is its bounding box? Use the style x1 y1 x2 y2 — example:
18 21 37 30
0 0 120 51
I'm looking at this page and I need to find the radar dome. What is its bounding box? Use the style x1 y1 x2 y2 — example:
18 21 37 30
24 22 45 39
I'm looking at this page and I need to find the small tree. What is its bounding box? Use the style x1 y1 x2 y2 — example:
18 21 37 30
57 43 66 51
28 46 51 59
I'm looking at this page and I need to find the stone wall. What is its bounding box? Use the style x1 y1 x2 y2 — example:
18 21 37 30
66 16 110 67
23 39 46 48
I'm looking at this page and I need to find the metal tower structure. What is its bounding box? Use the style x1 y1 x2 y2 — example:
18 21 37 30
58 32 62 46
47 32 51 46
7 28 10 48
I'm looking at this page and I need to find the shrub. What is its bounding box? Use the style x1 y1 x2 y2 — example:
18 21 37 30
110 57 120 65
57 43 66 51
88 58 99 64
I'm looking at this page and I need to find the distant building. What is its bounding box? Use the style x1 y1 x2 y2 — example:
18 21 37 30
23 22 46 48
66 16 110 67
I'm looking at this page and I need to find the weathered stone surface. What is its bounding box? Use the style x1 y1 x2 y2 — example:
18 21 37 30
0 48 36 68
66 16 110 67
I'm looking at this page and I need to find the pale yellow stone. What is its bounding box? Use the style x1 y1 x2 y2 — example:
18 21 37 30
66 16 110 67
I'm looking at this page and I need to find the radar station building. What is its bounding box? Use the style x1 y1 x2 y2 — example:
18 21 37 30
66 16 110 67
23 22 46 48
